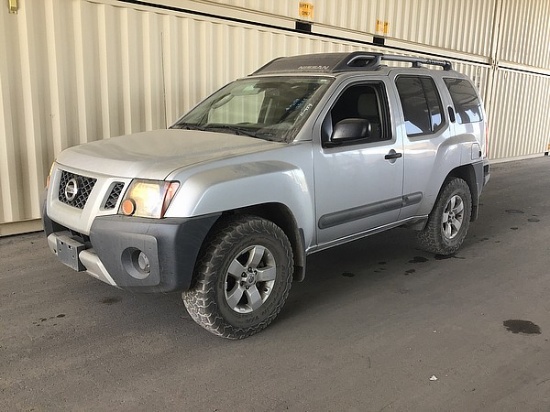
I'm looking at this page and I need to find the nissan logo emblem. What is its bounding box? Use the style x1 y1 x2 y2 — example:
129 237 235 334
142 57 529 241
64 178 79 202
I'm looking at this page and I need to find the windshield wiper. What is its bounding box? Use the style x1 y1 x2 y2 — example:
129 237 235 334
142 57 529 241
170 123 208 131
252 129 283 142
171 123 281 141
203 125 259 138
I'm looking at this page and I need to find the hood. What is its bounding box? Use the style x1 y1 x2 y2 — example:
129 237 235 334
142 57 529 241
56 129 283 180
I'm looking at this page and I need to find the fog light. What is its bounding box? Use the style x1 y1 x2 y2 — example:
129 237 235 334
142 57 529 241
137 251 150 273
122 247 152 279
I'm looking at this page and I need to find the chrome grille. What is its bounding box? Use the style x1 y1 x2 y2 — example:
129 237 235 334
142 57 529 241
103 182 125 209
58 171 97 209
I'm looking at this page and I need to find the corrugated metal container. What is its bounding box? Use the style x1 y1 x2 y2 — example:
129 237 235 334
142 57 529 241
195 0 295 19
197 0 497 59
1 0 550 235
0 0 373 234
488 68 550 160
498 0 550 70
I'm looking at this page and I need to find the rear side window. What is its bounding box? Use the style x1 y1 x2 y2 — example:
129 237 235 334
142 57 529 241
444 78 483 124
396 76 443 136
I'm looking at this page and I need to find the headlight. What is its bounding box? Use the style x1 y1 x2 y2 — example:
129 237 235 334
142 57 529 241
119 180 180 218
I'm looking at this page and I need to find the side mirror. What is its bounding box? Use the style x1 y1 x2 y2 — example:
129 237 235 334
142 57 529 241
331 118 371 143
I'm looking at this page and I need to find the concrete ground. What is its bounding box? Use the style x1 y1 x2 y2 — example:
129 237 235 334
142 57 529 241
1 157 549 412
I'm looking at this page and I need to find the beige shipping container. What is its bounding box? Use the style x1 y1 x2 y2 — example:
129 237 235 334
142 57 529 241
498 0 550 70
1 0 550 235
193 0 497 60
489 68 550 160
0 0 371 234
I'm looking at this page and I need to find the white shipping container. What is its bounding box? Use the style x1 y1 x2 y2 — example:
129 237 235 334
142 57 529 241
195 0 497 59
0 0 367 232
489 68 550 160
1 0 549 235
498 0 550 70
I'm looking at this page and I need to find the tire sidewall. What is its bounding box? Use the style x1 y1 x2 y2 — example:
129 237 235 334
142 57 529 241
436 180 472 250
212 223 292 330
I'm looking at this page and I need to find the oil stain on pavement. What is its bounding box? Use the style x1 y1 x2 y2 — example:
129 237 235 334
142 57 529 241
505 209 524 214
409 256 429 263
503 319 541 335
33 314 66 327
434 254 465 260
101 297 122 305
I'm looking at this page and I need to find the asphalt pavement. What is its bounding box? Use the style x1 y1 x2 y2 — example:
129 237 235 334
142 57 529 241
1 157 550 411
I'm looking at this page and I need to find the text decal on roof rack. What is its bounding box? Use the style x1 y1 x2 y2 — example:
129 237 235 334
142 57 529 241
298 65 330 71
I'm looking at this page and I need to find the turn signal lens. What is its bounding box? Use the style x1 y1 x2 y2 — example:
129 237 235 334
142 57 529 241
121 199 136 216
162 182 180 217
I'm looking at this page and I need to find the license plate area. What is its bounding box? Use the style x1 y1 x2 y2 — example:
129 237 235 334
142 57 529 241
56 235 86 271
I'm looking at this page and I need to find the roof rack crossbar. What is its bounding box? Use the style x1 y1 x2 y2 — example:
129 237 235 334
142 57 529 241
379 55 453 71
335 52 453 72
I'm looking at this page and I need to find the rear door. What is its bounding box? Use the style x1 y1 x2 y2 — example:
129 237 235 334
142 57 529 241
393 74 451 220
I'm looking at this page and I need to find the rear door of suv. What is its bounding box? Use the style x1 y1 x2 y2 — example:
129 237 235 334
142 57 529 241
392 72 454 220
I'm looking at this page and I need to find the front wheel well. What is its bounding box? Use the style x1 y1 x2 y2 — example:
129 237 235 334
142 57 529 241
219 203 306 282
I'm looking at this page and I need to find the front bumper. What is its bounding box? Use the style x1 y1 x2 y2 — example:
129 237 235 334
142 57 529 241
483 159 490 186
43 211 220 293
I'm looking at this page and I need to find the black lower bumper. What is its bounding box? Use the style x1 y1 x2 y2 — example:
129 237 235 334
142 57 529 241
483 162 490 186
43 211 220 293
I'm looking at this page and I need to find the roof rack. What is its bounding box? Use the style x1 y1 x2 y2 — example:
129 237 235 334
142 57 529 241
377 54 452 71
252 52 453 75
333 52 453 71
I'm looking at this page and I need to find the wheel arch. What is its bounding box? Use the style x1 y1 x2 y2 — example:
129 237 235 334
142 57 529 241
446 164 479 221
217 202 307 282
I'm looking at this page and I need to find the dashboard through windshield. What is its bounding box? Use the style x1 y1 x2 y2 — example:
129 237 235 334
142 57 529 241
171 76 333 142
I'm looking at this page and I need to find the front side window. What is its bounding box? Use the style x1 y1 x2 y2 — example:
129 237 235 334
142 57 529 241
323 82 389 145
172 76 333 142
396 76 444 136
444 78 483 124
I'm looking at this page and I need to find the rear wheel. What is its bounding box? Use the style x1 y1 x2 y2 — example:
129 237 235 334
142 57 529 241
182 215 293 339
417 178 472 255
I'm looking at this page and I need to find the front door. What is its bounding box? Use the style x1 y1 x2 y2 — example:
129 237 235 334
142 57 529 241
313 81 404 247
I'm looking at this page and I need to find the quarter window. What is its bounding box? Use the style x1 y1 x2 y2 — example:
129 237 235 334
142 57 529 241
444 78 483 124
396 76 444 136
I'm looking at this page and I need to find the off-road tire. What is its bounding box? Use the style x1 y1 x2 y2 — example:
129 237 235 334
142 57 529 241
417 177 472 255
182 215 293 339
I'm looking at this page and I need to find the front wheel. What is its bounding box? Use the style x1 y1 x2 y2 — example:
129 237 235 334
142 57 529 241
182 215 293 339
417 177 472 255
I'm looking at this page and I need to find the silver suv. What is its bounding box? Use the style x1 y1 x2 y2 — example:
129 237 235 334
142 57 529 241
42 52 490 339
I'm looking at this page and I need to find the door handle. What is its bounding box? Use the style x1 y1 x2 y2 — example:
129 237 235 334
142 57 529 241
384 151 403 160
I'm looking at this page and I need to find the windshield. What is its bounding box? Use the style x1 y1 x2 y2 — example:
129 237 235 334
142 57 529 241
171 76 333 142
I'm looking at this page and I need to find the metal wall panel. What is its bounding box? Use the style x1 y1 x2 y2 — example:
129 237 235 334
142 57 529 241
0 0 168 232
199 0 497 58
489 69 550 160
0 0 373 232
1 0 550 234
498 0 550 70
